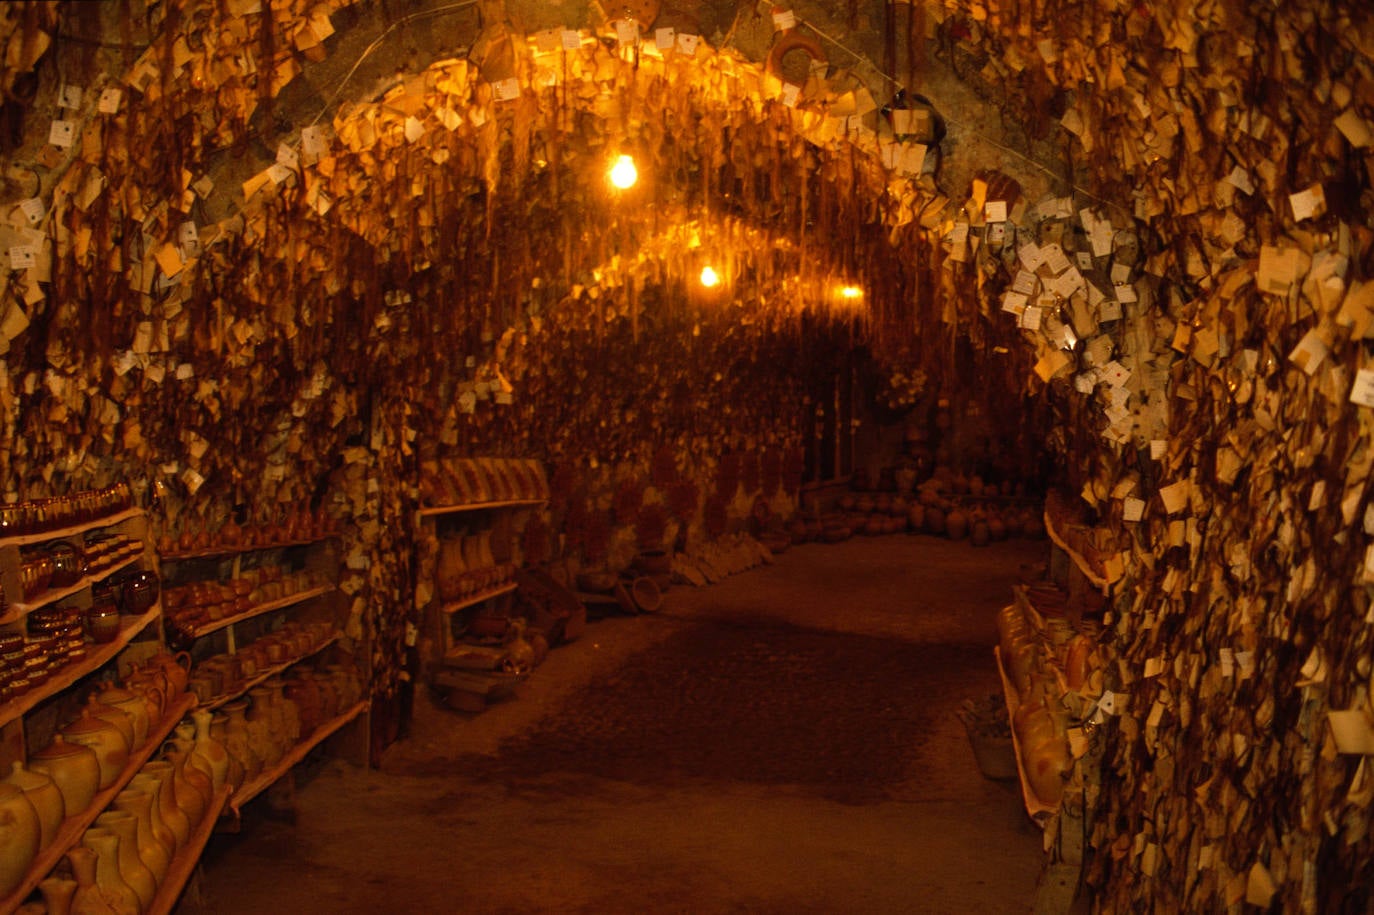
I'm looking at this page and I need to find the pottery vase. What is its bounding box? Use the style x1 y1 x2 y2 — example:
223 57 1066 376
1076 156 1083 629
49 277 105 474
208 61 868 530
160 736 208 824
38 875 78 915
435 536 468 601
5 760 64 852
245 689 283 767
64 709 132 787
133 765 190 850
29 737 100 818
111 790 171 885
189 708 230 794
77 829 140 915
0 782 40 899
92 811 156 911
208 715 244 789
67 846 120 915
219 700 262 783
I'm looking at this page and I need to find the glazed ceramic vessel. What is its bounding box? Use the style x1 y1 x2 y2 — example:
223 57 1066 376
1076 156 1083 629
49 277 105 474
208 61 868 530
92 811 156 911
189 708 230 794
5 760 64 852
78 828 140 915
0 782 40 898
135 763 190 846
111 789 171 884
60 712 131 790
38 875 78 915
29 737 100 817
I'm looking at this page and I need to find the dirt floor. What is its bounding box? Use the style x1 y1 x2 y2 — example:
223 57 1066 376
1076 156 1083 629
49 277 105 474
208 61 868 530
184 534 1051 914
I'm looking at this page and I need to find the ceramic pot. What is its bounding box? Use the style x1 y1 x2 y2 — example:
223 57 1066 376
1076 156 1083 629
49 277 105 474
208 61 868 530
246 688 284 765
160 743 210 825
133 765 189 851
121 672 166 725
67 845 120 915
5 760 64 852
95 686 150 749
0 782 41 898
265 680 300 747
78 828 140 915
435 536 468 601
85 603 121 644
92 811 155 911
111 789 171 884
189 708 230 794
143 652 191 697
208 714 244 789
39 875 79 915
30 736 100 817
60 712 131 790
82 699 135 753
284 676 322 736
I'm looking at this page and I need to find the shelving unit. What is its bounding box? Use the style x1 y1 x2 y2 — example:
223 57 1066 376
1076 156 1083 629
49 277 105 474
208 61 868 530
227 699 369 815
202 632 340 711
0 692 195 914
439 581 519 616
185 585 334 640
1 551 143 624
417 497 545 518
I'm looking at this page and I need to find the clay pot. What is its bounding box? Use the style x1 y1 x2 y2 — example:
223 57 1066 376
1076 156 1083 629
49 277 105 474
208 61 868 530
284 676 323 736
93 810 156 910
112 789 172 884
219 700 262 784
95 686 151 749
133 766 189 851
30 737 100 817
66 844 123 915
79 827 141 915
0 782 41 898
85 603 121 644
61 712 131 790
208 714 245 789
945 509 969 541
6 760 64 852
435 536 468 602
924 507 946 536
38 875 78 915
970 520 991 547
189 708 230 794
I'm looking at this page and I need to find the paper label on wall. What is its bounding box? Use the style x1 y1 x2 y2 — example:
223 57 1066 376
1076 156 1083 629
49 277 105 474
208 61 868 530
58 84 83 109
676 33 700 55
1226 166 1255 195
1018 241 1044 271
1002 291 1028 313
533 28 561 53
772 9 797 29
1033 350 1072 382
266 162 294 185
491 78 521 101
1114 282 1138 303
984 200 1007 222
8 246 36 271
1012 269 1038 296
1327 710 1374 755
1335 109 1373 147
1040 243 1072 275
1076 251 1095 271
1019 305 1043 330
780 83 801 108
1158 479 1191 514
48 119 75 148
1123 497 1146 522
1289 184 1327 222
561 29 583 51
1288 329 1329 375
1098 298 1122 322
18 198 44 226
614 19 639 45
1350 369 1374 408
655 27 676 50
404 116 425 142
274 143 299 172
97 87 122 113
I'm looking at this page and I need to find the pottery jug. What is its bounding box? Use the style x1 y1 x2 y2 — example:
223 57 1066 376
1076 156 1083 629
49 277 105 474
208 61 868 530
160 744 210 825
121 673 166 725
135 763 190 847
30 736 100 817
60 712 131 790
244 691 282 767
67 845 120 915
5 760 64 852
189 708 230 794
266 680 300 747
111 789 171 884
81 701 135 756
126 775 178 856
174 721 215 790
0 782 41 898
208 714 245 789
95 686 151 749
435 535 468 601
92 811 156 911
38 875 78 915
78 829 140 915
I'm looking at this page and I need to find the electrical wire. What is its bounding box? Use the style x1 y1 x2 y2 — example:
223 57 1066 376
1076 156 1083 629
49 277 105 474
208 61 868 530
308 0 482 127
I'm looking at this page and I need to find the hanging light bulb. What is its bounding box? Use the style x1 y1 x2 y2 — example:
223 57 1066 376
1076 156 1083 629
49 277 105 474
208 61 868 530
609 154 638 189
699 265 720 288
839 285 864 300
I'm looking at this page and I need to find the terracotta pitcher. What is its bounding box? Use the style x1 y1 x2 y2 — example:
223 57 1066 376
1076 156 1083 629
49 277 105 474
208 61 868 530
77 829 139 915
92 811 155 912
135 763 190 847
189 708 230 794
38 875 78 915
111 789 172 885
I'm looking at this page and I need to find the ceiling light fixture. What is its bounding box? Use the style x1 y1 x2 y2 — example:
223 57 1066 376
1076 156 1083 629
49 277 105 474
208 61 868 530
609 154 638 189
699 266 720 288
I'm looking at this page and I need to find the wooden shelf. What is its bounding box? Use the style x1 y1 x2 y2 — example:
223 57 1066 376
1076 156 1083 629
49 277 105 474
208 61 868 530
161 534 338 563
439 581 518 615
181 585 333 639
994 646 1060 822
202 634 342 711
0 692 196 914
2 550 145 624
0 507 142 549
228 700 368 815
146 784 232 915
417 498 544 518
1042 509 1116 592
0 607 162 729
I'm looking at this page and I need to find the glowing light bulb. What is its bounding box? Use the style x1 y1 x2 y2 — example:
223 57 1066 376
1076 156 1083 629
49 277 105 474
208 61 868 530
840 285 863 300
699 266 720 288
609 155 638 189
